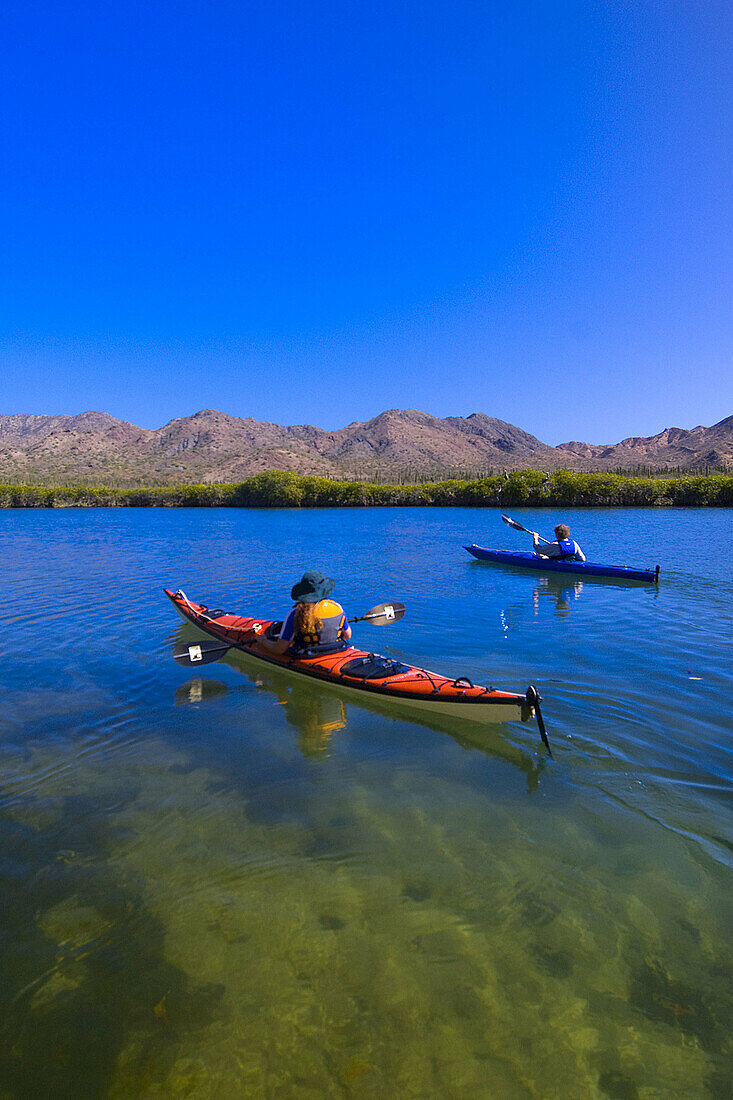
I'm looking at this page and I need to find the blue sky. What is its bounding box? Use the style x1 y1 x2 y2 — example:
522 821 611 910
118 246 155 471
1 0 730 444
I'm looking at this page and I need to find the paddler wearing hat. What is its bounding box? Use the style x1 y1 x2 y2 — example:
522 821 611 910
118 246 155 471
259 570 352 656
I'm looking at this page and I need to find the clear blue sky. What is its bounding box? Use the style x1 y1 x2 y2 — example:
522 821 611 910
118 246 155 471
1 0 730 444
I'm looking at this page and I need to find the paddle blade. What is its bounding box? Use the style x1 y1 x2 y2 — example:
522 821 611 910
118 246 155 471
173 639 232 667
501 513 528 534
501 513 549 543
353 601 406 626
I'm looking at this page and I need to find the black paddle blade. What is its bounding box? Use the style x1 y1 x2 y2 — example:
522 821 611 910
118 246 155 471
352 601 406 626
173 639 232 667
502 513 549 544
501 513 529 534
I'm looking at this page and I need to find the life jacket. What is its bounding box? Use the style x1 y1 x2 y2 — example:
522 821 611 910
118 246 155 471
292 598 349 655
555 538 581 561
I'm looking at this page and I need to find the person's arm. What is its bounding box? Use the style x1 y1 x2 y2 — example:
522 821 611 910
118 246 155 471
259 634 290 654
533 533 552 557
535 537 565 558
574 543 586 562
340 611 352 642
259 608 295 653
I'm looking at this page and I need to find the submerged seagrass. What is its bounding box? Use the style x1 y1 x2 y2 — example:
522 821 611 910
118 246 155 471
1 506 732 1097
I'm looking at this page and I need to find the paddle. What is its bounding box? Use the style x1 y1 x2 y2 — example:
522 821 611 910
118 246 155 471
350 602 405 625
173 601 406 667
174 639 236 666
501 513 551 545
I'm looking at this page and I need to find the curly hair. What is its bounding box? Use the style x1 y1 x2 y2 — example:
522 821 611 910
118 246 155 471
294 602 323 640
554 524 570 540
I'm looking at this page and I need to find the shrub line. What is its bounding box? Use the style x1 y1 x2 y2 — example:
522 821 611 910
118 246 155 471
1 469 731 507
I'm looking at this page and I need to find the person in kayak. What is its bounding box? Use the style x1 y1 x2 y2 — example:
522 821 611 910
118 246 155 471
259 570 352 656
532 524 586 562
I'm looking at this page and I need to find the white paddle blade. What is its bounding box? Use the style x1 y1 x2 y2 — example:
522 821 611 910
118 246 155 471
173 639 232 667
357 601 406 626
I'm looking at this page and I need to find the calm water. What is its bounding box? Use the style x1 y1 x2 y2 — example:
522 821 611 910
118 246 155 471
2 507 732 1099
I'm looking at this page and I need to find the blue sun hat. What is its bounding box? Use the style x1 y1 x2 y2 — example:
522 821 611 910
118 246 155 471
290 570 336 603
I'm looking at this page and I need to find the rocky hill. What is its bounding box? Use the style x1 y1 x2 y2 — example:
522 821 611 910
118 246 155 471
556 415 733 470
0 408 730 486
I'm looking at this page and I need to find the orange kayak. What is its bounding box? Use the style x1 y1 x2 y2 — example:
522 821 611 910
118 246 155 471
164 588 551 753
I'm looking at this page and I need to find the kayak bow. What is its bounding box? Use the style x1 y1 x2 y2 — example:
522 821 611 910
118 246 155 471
164 588 551 753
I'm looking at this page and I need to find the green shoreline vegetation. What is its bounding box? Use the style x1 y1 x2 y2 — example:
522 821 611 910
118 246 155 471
1 469 732 507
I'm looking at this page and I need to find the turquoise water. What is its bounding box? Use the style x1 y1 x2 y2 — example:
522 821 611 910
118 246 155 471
1 507 731 1098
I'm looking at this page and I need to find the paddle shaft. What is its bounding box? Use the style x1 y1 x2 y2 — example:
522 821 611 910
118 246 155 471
173 600 405 667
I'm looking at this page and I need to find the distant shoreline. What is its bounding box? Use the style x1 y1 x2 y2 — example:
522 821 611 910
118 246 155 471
1 470 731 507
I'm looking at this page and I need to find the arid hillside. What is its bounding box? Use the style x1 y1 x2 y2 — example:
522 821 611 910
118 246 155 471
0 409 730 486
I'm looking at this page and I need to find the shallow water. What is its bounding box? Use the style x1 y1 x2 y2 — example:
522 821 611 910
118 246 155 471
1 506 731 1099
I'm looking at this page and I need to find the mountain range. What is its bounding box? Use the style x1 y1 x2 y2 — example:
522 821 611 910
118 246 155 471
0 409 731 486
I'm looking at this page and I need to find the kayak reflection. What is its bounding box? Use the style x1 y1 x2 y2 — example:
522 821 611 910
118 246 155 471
533 576 584 617
173 625 545 791
174 677 230 705
498 576 584 635
275 683 347 758
174 666 346 757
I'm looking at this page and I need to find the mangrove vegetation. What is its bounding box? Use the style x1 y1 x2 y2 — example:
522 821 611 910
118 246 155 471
1 469 732 507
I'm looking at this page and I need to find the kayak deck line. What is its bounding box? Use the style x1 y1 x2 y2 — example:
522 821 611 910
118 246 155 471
164 588 552 754
464 546 660 584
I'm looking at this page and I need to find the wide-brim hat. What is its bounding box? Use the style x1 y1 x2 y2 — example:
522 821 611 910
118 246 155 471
291 569 335 603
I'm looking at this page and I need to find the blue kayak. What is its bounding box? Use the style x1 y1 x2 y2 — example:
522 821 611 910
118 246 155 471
464 545 660 583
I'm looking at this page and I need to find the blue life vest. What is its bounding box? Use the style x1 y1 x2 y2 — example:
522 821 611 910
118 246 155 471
556 538 580 560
